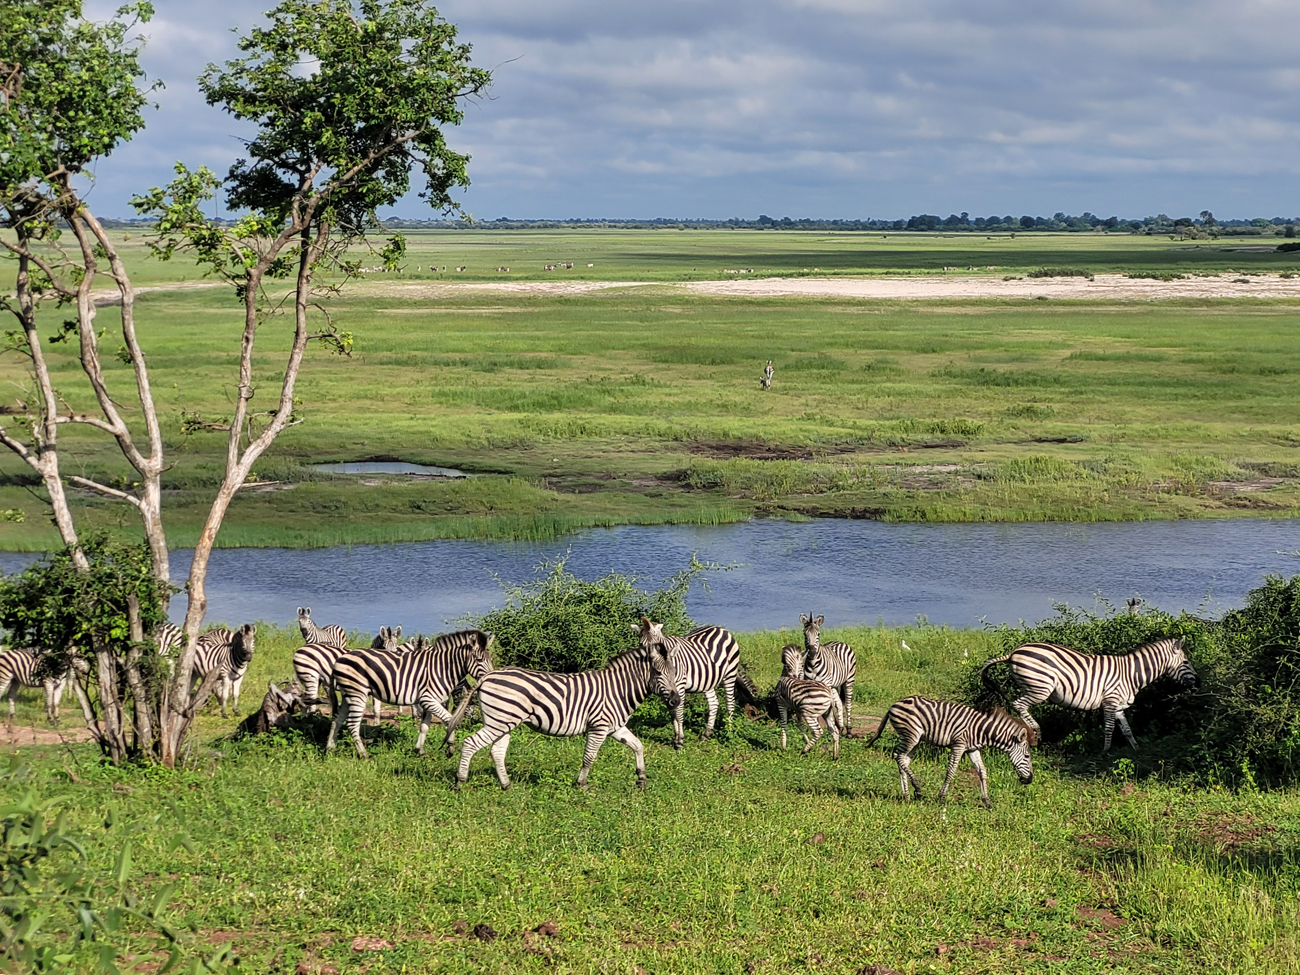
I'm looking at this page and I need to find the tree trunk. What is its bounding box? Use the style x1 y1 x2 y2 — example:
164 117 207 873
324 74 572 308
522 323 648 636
92 640 128 764
122 595 154 757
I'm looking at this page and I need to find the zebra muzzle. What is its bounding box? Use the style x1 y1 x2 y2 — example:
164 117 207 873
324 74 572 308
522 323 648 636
1019 773 1033 785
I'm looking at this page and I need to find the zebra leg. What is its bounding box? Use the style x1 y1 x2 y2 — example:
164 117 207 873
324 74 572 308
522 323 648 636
722 678 736 727
828 717 840 760
830 695 845 736
938 744 966 804
779 701 789 750
896 749 922 800
799 712 823 756
231 674 245 714
842 680 854 735
489 733 512 790
301 672 321 714
701 689 719 740
671 695 686 750
456 724 509 789
610 726 648 790
372 696 382 724
1114 708 1139 751
968 749 992 809
576 729 611 790
1010 697 1042 737
218 676 231 719
325 699 345 751
4 680 14 728
415 701 454 756
1101 705 1118 753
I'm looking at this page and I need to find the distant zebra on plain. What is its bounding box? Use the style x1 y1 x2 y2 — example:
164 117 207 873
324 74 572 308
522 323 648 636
866 696 1035 808
189 624 257 718
294 626 401 715
0 647 71 724
632 620 742 748
326 629 496 758
297 607 347 648
801 612 856 734
980 637 1198 752
446 627 682 791
775 644 842 758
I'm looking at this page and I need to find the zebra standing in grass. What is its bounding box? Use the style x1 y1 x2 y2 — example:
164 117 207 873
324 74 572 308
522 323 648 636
979 637 1198 753
632 619 741 749
801 613 856 734
866 696 1035 808
775 645 842 758
445 625 682 791
0 647 71 724
297 607 347 648
294 626 401 715
189 624 257 718
326 629 495 758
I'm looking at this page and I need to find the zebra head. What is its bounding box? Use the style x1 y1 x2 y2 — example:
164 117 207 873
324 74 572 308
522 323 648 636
800 612 826 668
644 640 682 709
993 708 1036 785
233 624 257 665
1163 636 1198 688
780 644 806 679
633 617 667 651
467 631 496 681
372 625 402 650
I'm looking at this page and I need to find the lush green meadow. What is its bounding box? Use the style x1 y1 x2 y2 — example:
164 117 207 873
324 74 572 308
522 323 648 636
5 622 1298 974
2 230 1299 549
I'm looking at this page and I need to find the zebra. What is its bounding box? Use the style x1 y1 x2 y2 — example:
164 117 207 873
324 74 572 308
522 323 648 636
293 625 401 715
0 647 71 724
325 629 496 758
445 629 682 791
631 619 741 749
801 612 856 734
979 637 1198 752
775 644 842 758
865 696 1035 808
189 624 257 718
297 607 347 648
154 622 184 656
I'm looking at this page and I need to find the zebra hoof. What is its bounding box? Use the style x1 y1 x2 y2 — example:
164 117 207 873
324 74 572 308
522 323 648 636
452 779 464 792
637 777 647 791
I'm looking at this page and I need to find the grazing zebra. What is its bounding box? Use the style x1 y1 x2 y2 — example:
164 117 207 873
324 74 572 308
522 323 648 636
294 626 401 715
632 619 741 749
801 612 856 734
446 629 682 791
297 607 347 648
979 637 1198 752
866 696 1035 808
0 647 71 724
154 622 184 656
189 624 257 718
326 629 495 758
775 644 842 758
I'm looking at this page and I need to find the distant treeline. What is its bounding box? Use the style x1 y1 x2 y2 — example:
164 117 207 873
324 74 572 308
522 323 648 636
99 212 1299 236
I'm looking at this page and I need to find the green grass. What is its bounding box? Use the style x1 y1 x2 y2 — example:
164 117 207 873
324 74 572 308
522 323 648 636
3 229 1300 549
6 624 1299 973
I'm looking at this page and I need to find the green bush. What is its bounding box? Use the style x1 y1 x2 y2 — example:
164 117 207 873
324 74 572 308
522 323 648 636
1027 267 1093 280
469 556 716 672
964 575 1300 785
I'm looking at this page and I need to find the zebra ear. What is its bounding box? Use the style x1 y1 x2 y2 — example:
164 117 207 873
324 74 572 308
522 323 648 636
800 614 809 625
815 615 825 626
483 632 496 649
394 625 402 639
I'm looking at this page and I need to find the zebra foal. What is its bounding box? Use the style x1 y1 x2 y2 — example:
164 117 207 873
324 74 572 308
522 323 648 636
297 607 347 648
776 645 842 758
326 629 495 758
866 696 1035 808
447 624 682 791
980 637 1198 753
801 612 856 734
189 624 257 718
632 619 742 748
294 625 401 715
0 647 71 724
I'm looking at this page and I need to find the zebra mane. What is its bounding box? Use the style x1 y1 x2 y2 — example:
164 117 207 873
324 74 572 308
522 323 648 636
990 706 1038 746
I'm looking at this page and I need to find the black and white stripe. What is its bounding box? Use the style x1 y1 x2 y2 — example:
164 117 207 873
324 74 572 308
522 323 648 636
801 612 856 734
980 637 1198 752
447 634 682 791
294 626 401 715
866 696 1035 808
189 624 257 718
325 629 495 758
633 619 740 748
297 607 347 648
154 622 184 657
775 644 842 758
0 647 70 723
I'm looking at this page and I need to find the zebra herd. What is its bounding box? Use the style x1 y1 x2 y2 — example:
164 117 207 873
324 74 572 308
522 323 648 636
0 603 1200 806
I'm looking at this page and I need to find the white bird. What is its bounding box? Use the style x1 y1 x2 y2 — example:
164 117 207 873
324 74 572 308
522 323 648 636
901 639 911 651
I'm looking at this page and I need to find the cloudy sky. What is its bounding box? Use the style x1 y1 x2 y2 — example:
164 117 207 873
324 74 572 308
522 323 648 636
83 0 1300 221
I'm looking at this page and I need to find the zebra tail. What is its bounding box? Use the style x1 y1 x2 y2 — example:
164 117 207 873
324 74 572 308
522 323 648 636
863 704 896 749
979 654 1012 699
734 664 762 704
440 687 476 753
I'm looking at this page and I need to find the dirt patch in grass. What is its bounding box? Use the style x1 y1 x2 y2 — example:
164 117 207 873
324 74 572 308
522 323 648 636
0 723 96 747
688 440 853 461
1075 904 1126 930
1195 813 1276 849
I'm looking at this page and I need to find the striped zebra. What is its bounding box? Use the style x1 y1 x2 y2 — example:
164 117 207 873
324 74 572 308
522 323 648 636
801 613 856 734
632 619 740 749
154 622 184 656
189 624 257 718
980 637 1198 752
325 629 495 758
0 647 71 724
866 696 1035 808
294 626 401 715
297 607 347 648
775 644 842 758
445 631 682 791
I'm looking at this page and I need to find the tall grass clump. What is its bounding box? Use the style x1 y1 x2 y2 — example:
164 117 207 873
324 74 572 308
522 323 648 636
1027 267 1094 280
965 575 1300 785
469 556 718 672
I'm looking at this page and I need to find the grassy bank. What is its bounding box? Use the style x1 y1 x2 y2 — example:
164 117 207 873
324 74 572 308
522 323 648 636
3 231 1300 549
5 623 1298 974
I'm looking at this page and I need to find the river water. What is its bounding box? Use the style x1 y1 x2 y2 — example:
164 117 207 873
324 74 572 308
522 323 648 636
4 518 1294 634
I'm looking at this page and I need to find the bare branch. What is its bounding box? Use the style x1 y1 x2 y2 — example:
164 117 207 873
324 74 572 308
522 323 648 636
67 475 143 507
